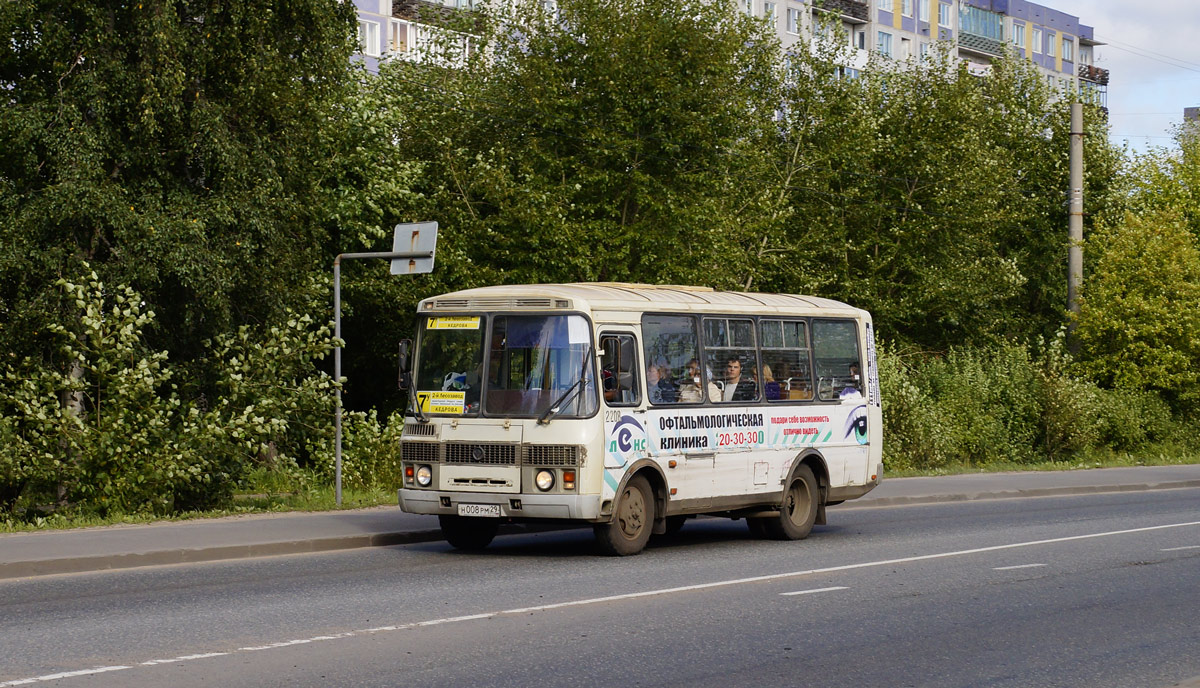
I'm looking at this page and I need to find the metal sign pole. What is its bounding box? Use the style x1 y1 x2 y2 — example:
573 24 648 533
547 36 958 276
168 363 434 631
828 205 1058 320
334 258 343 507
331 222 437 507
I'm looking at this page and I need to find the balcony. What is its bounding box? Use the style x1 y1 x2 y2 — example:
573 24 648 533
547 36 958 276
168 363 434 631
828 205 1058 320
1078 64 1110 86
814 0 869 24
958 32 1005 57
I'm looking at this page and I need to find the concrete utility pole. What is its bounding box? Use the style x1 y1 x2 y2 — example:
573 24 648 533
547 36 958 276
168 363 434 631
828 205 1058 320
333 222 437 507
1068 102 1084 350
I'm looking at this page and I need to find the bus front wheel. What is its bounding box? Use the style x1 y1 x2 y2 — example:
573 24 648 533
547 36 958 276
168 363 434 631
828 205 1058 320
594 474 654 556
763 464 818 541
439 515 499 551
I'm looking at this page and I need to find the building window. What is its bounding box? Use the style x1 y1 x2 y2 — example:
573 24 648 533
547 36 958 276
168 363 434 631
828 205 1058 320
902 0 912 17
764 1 776 24
856 30 866 49
357 19 381 57
938 2 950 27
919 0 929 22
900 37 911 58
786 7 800 34
1011 23 1025 47
1046 34 1055 57
742 0 753 16
919 41 930 60
1062 37 1074 61
877 31 893 57
389 19 407 53
1032 27 1042 53
877 0 888 10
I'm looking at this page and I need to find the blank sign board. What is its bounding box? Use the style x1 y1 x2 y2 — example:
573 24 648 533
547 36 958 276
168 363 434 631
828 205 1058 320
390 222 438 275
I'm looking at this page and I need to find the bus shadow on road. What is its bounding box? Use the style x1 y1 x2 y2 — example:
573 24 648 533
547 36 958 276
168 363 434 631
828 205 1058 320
415 520 846 557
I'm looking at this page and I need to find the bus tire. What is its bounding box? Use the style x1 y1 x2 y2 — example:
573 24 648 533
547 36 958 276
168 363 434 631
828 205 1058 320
439 515 498 551
594 474 654 556
763 464 818 541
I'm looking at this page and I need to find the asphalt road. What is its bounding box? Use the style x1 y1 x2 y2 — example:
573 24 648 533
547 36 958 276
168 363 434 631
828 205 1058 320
2 488 1198 688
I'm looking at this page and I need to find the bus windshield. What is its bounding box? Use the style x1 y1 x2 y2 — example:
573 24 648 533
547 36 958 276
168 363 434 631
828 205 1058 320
414 316 487 416
485 314 597 418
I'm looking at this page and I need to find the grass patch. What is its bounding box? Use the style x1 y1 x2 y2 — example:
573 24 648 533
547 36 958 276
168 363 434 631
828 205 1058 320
0 471 400 534
885 444 1200 478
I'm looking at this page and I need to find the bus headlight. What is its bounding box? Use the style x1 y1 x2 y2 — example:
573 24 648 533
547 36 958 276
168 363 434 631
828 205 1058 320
416 465 433 487
535 469 555 492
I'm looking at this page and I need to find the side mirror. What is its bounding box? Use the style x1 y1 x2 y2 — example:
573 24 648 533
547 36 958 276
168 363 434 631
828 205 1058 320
397 339 412 391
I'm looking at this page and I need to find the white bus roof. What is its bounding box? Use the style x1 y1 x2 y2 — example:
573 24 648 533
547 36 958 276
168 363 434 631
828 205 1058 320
418 283 867 318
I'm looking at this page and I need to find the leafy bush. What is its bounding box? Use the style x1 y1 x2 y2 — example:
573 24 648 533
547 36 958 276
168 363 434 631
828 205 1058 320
0 268 343 516
1075 210 1200 411
880 338 1182 471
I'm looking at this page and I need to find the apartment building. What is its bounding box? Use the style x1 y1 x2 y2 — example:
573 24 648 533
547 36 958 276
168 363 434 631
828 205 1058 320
354 0 475 72
353 0 1109 107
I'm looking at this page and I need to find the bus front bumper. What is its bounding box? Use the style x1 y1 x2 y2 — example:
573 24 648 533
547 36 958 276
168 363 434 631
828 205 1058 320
399 489 604 521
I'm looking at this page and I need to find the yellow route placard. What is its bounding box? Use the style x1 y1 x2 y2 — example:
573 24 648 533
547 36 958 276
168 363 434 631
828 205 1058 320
427 316 480 330
417 391 466 414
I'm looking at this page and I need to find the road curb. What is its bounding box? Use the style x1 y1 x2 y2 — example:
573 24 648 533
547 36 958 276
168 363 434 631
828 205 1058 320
3 480 1197 580
0 530 445 580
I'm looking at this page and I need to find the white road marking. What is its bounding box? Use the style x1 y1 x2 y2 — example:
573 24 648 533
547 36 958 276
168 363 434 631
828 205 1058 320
1161 545 1200 552
141 653 229 666
993 563 1047 570
4 519 1198 687
780 586 849 596
0 666 130 686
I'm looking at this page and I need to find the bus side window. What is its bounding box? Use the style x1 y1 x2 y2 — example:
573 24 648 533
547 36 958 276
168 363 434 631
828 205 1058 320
641 314 701 406
600 333 640 406
760 319 812 402
703 318 759 404
812 319 862 402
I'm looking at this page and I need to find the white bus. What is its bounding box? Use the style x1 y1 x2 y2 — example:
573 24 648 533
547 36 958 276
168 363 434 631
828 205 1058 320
397 283 882 555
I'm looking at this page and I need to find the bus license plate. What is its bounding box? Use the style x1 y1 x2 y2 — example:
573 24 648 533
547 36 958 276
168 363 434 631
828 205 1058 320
458 503 501 518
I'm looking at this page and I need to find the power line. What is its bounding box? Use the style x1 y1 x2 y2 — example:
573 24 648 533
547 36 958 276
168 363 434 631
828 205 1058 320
1111 133 1177 140
1094 34 1200 71
1095 38 1200 75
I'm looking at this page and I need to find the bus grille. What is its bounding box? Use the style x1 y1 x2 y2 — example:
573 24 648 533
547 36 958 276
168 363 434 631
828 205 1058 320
401 441 440 463
403 423 437 437
525 445 580 467
401 442 582 466
445 443 519 465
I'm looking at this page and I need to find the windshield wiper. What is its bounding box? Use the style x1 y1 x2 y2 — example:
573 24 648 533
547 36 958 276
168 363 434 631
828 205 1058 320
406 384 430 423
538 345 594 425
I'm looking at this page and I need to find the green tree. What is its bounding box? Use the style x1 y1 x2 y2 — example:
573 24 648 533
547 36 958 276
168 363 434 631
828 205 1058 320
0 0 361 362
373 0 781 288
1126 122 1200 238
761 45 1124 350
1075 210 1200 409
335 0 783 412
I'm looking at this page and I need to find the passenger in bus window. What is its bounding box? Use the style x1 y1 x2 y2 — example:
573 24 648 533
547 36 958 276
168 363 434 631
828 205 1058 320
678 358 718 403
840 363 863 399
762 364 782 401
720 357 757 402
647 363 677 404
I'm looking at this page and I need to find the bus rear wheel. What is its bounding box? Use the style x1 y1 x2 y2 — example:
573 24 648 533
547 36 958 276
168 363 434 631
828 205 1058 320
439 515 499 551
594 474 654 556
762 464 818 541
